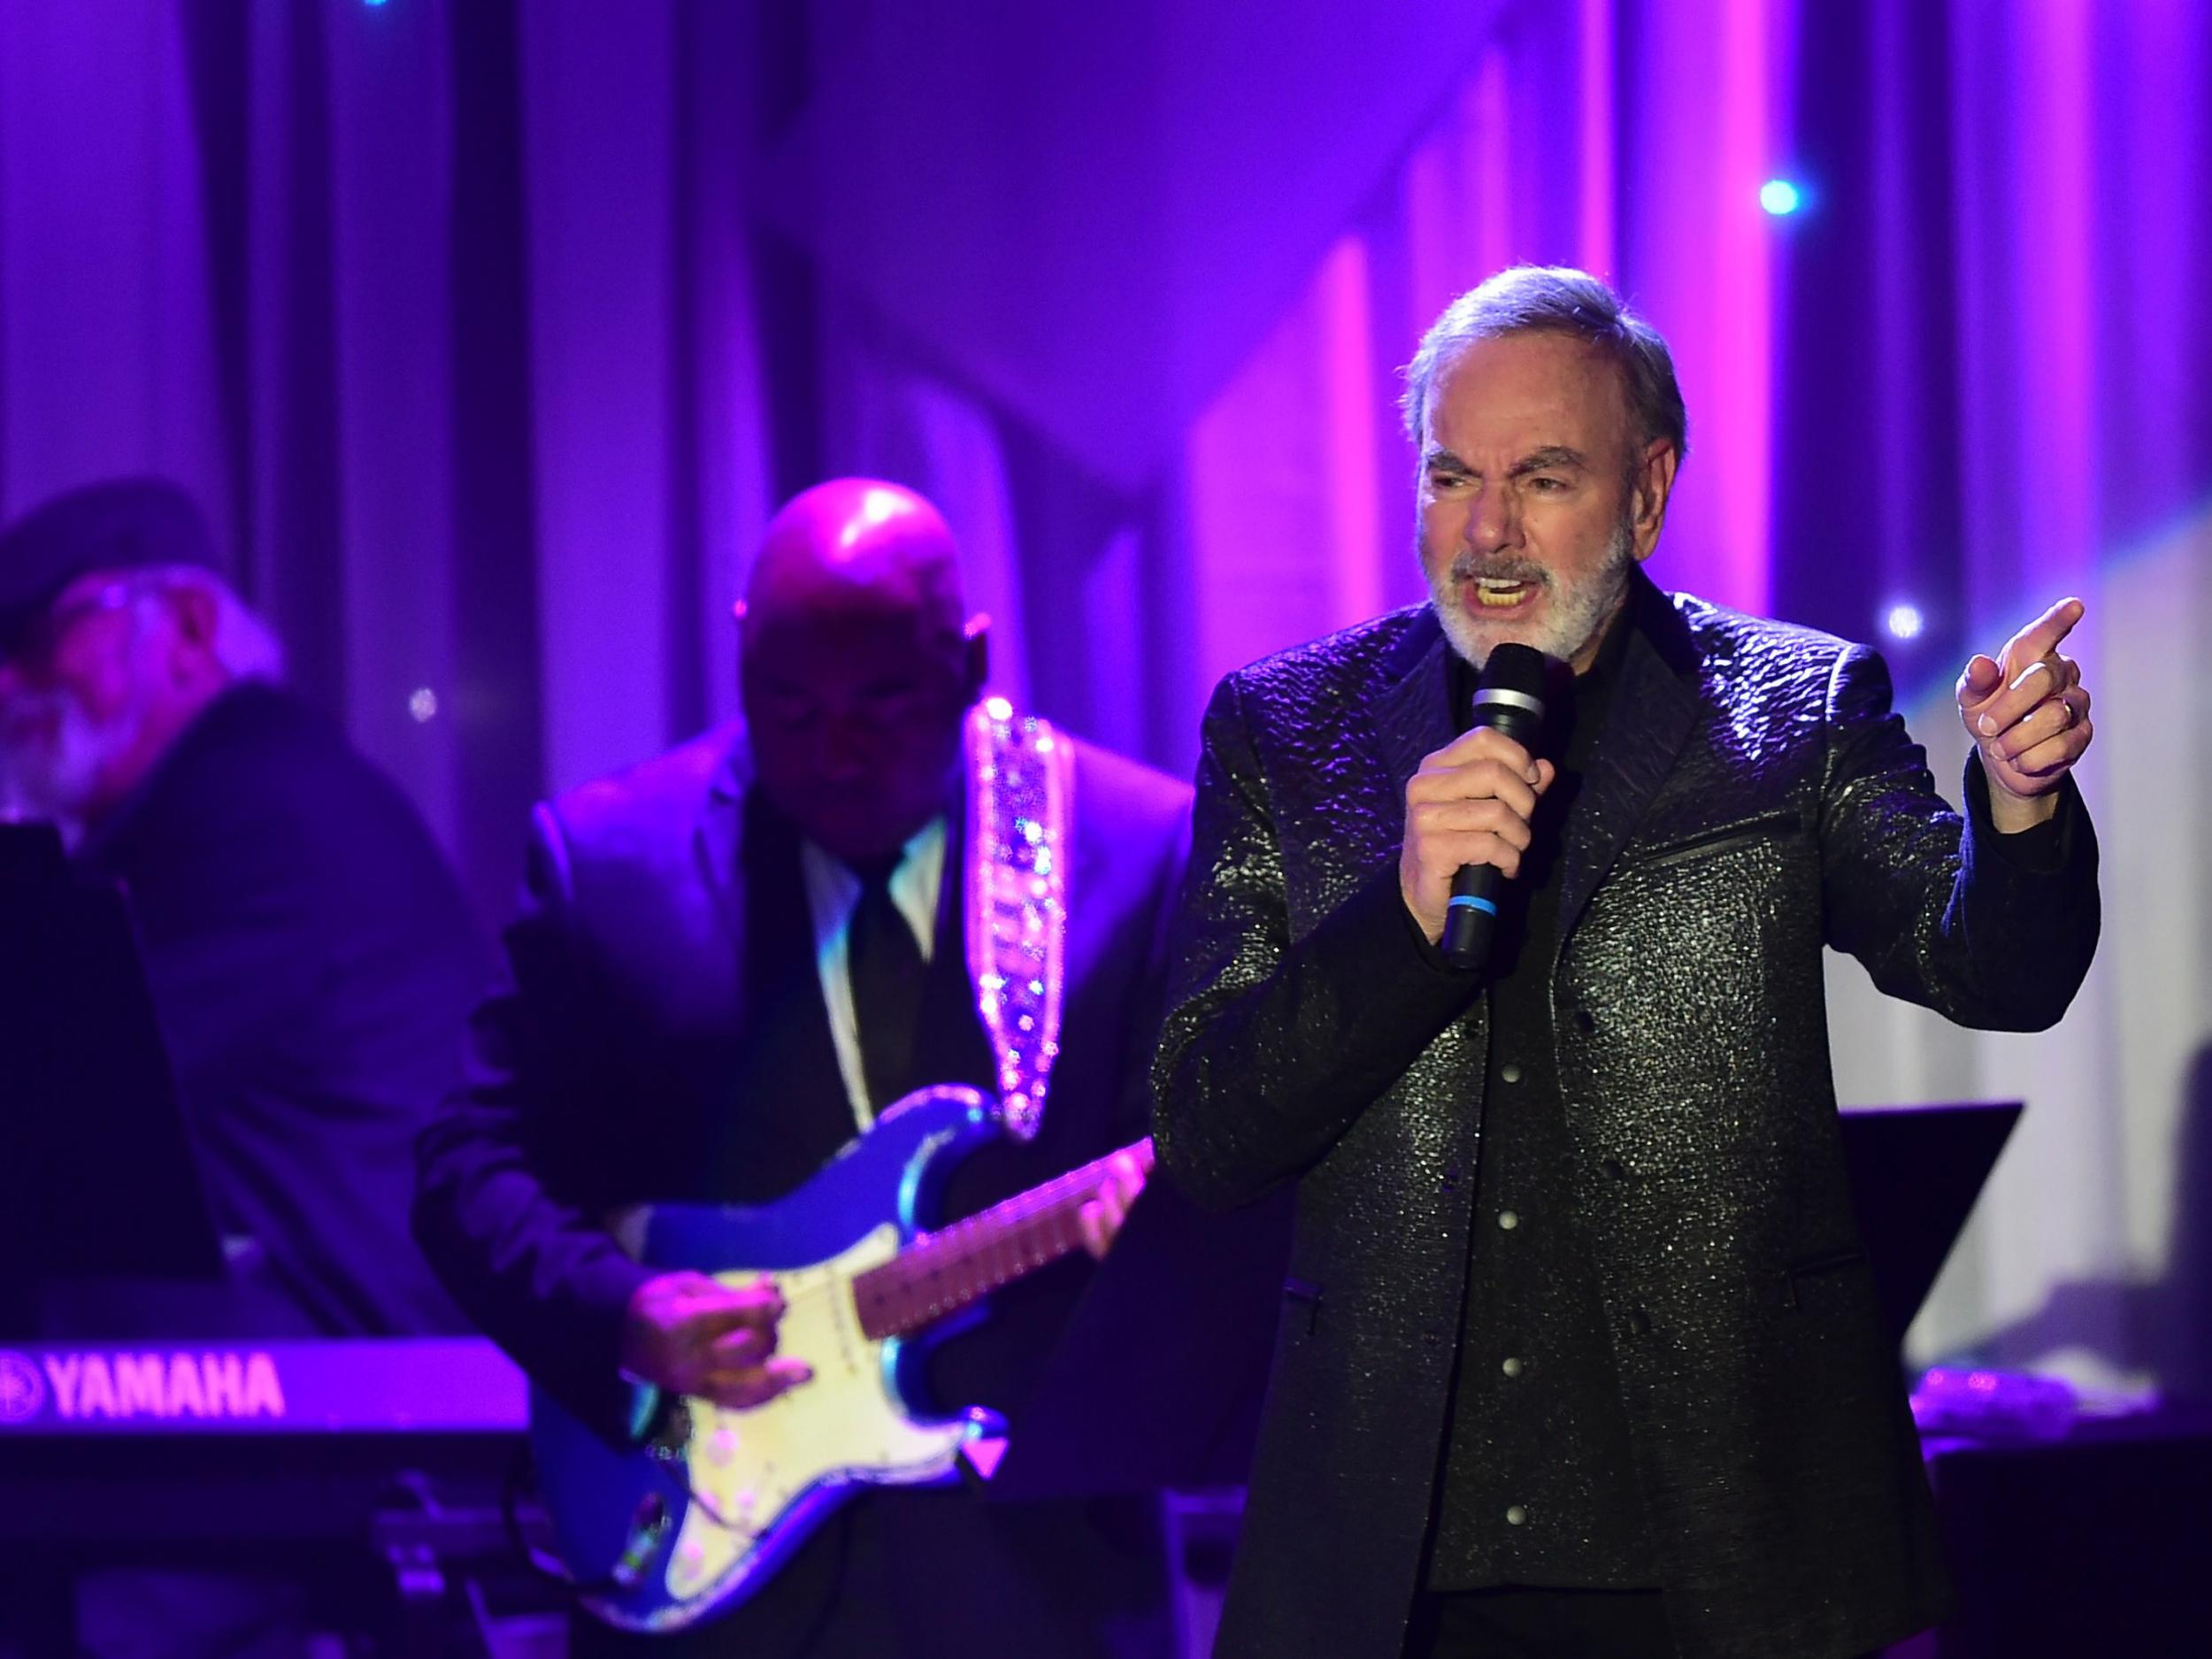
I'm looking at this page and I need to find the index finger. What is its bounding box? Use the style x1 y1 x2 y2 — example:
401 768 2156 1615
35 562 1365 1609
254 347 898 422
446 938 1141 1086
1429 724 1538 779
2001 597 2085 672
693 1283 784 1336
710 1322 777 1364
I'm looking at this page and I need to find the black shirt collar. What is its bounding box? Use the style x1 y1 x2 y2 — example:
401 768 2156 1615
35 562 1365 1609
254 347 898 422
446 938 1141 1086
1448 592 1636 734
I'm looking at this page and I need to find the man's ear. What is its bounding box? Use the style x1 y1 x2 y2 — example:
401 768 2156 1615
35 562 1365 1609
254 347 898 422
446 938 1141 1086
1630 439 1680 562
167 579 223 674
962 612 990 702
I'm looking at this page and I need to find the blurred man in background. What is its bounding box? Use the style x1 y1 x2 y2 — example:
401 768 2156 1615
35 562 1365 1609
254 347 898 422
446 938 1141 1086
0 477 481 1338
0 478 488 1654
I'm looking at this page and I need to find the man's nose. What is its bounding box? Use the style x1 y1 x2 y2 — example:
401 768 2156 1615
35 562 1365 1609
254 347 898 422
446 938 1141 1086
819 710 885 774
1463 482 1519 551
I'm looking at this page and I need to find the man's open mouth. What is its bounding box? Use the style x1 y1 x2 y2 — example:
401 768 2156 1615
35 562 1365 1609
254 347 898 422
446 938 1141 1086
1468 575 1540 610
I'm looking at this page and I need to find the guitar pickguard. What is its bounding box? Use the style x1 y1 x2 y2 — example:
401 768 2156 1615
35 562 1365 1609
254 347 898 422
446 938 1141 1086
658 1224 987 1606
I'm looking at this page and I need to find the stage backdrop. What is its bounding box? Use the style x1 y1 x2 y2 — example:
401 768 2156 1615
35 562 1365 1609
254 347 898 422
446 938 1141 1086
2 0 2207 1398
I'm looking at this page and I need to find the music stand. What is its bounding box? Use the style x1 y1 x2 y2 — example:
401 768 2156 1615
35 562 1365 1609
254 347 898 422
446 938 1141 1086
0 821 224 1333
988 1100 2019 1499
1838 1100 2021 1354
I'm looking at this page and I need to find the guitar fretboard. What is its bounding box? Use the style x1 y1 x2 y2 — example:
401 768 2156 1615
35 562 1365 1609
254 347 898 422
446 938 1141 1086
849 1138 1154 1341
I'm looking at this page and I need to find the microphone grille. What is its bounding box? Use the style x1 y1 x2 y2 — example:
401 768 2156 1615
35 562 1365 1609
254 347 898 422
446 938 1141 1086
1478 641 1551 699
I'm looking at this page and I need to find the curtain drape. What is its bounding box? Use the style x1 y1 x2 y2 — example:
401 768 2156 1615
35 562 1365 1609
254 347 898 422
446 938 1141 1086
4 0 2206 1394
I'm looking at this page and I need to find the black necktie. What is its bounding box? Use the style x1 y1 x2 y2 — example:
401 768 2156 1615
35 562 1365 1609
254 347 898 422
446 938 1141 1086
845 855 926 1115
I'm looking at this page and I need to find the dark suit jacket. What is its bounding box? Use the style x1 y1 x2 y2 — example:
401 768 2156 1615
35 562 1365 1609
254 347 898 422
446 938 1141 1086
81 681 482 1335
1151 573 2099 1659
411 714 1190 1469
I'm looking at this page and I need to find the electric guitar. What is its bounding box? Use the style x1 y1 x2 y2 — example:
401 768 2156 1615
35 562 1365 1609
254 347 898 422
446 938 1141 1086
530 1082 1151 1633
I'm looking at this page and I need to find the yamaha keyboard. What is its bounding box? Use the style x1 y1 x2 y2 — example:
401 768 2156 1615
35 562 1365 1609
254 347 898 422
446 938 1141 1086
0 1337 529 1543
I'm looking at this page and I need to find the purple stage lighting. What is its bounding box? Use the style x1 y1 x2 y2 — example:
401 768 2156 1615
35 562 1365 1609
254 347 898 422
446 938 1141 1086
1884 603 1924 641
1758 179 1803 216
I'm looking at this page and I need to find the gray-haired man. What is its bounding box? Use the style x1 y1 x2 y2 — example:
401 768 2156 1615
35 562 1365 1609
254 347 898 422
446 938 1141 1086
1152 266 2100 1659
1 476 486 1651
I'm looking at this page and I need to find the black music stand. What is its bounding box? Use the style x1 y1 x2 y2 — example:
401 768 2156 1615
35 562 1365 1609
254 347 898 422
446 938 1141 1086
1838 1100 2021 1354
988 1100 2018 1500
0 821 223 1334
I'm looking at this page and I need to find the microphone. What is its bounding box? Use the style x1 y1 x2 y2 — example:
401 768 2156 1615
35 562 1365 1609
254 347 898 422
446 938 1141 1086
1440 641 1553 972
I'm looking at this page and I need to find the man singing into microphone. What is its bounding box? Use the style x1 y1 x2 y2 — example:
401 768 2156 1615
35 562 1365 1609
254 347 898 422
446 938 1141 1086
1150 266 2099 1659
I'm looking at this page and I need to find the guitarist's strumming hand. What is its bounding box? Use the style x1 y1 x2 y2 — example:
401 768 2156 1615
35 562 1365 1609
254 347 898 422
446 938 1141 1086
619 1270 812 1409
1078 1149 1148 1261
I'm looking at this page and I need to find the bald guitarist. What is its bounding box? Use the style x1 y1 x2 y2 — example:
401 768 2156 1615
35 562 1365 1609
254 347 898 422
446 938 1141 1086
415 480 1189 1657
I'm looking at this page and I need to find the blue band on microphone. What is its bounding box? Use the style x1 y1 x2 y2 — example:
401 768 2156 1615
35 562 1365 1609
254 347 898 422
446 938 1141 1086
1447 895 1497 917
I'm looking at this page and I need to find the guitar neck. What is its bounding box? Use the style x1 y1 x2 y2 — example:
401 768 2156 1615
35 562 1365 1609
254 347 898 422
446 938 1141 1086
850 1138 1154 1342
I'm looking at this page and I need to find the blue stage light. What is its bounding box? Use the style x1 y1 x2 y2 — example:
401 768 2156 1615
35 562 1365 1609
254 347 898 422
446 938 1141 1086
1759 179 1802 217
1885 603 1924 641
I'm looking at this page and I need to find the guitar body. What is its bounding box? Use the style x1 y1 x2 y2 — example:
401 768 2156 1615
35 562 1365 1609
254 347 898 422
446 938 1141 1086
531 1085 1005 1633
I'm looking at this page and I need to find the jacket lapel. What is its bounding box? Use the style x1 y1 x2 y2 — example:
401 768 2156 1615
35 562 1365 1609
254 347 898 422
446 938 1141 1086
1555 572 1707 950
694 734 752 952
1368 606 1458 834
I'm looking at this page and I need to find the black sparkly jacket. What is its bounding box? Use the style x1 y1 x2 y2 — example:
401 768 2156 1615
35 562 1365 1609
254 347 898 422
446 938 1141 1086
1151 571 2099 1659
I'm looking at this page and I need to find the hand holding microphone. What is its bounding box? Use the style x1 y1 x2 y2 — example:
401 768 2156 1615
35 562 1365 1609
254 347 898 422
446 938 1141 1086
1399 642 1557 970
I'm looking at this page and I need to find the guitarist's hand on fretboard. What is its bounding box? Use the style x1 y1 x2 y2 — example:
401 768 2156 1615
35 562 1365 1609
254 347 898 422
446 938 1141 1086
1077 1148 1149 1261
618 1270 813 1409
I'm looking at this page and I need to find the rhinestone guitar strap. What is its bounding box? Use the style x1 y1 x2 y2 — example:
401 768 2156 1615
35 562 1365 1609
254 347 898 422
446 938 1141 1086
962 697 1073 1142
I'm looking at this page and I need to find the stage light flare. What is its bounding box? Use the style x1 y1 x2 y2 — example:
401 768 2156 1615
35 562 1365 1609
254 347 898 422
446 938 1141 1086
1759 179 1803 217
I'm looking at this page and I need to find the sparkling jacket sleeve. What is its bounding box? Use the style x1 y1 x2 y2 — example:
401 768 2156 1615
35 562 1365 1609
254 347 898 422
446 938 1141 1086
1817 643 2099 1030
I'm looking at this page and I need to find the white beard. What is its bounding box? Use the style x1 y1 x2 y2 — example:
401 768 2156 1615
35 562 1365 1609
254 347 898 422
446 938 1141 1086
1427 515 1637 670
0 685 145 848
